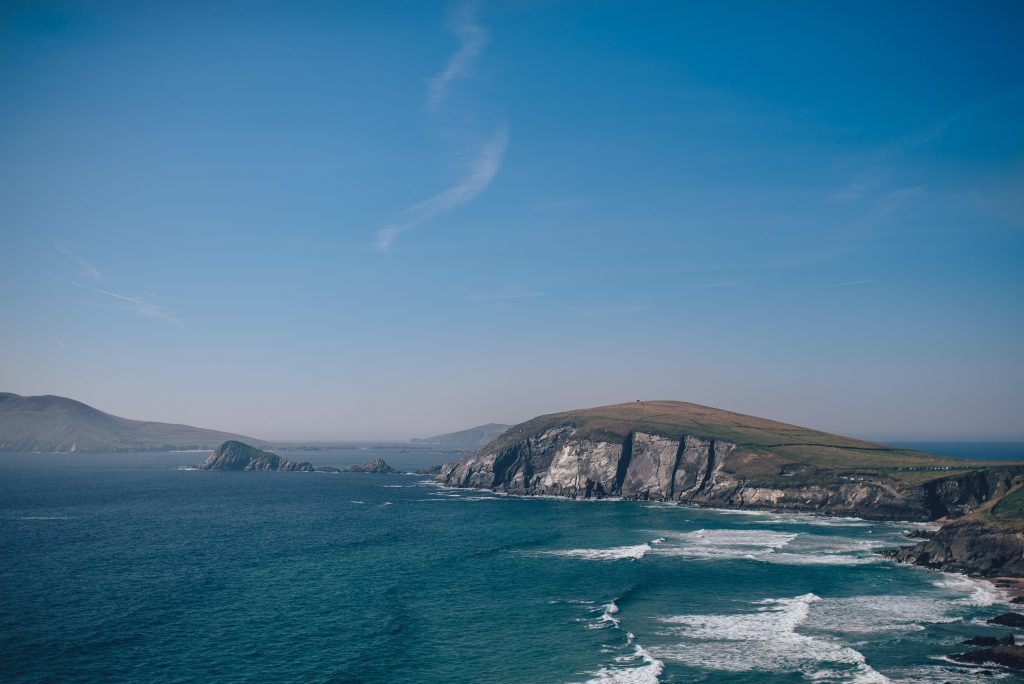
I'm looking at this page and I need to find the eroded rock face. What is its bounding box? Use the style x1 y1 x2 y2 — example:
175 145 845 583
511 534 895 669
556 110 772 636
195 441 314 472
435 427 1014 521
438 430 741 502
619 432 679 499
889 520 1024 576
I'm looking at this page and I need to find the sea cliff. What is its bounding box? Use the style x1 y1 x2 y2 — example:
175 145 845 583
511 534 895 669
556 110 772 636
436 401 1024 522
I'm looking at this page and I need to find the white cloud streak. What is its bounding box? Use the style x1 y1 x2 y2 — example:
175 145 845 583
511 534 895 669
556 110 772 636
55 242 103 279
375 125 508 250
426 1 487 111
830 167 892 203
71 282 182 326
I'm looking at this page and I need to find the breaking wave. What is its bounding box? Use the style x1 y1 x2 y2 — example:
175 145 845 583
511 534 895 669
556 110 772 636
651 594 888 681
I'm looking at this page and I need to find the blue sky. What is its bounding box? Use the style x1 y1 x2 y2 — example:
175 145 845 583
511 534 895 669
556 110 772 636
1 1 1022 440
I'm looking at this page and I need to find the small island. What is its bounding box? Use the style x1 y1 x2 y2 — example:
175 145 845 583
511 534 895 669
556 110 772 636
195 441 316 471
194 441 399 474
342 458 397 474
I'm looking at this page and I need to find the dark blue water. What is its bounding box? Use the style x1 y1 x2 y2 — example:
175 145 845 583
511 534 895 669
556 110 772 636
1 450 1022 683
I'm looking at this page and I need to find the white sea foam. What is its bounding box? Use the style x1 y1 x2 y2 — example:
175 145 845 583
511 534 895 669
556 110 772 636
643 528 889 566
546 544 654 561
651 528 797 560
349 500 365 504
931 574 1008 606
578 643 664 683
749 514 872 528
652 594 889 682
764 552 880 566
804 594 959 634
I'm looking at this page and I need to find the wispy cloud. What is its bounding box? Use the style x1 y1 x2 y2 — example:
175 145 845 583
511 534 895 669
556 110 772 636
375 125 508 250
71 282 182 326
816 278 873 290
55 337 65 350
468 285 543 301
55 242 103 279
870 185 925 222
426 1 487 111
568 304 650 318
830 167 892 203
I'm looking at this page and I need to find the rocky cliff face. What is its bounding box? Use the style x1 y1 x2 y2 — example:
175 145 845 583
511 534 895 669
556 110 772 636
436 427 1017 521
888 520 1024 577
195 441 314 472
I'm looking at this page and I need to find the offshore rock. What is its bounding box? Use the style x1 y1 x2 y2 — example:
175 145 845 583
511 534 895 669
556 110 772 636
343 458 397 474
963 634 1015 647
195 441 314 472
950 644 1024 670
989 613 1024 629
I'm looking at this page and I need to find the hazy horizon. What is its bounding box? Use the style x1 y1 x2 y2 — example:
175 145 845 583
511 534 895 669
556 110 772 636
2 1 1022 442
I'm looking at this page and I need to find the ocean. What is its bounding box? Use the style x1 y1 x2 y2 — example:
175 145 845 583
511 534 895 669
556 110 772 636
1 446 1021 683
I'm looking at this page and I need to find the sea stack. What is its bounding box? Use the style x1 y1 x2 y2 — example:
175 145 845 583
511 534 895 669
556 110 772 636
195 441 315 472
343 458 397 474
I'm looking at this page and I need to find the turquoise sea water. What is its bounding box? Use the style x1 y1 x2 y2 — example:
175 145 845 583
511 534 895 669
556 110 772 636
1 449 1022 683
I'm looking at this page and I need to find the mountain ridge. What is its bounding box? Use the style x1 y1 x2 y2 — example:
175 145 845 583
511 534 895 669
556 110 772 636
410 422 512 450
0 392 264 453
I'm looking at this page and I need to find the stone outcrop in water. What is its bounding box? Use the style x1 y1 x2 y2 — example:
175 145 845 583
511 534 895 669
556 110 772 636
195 441 315 472
343 458 397 474
435 402 1024 522
950 643 1024 670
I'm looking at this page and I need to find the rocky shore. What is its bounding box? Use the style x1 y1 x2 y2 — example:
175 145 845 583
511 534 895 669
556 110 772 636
886 519 1024 577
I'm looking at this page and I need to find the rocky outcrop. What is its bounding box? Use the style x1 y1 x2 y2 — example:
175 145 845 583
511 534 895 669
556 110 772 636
343 458 397 474
963 634 1015 646
950 644 1024 670
887 520 1024 576
195 441 315 472
990 612 1024 628
436 425 1021 521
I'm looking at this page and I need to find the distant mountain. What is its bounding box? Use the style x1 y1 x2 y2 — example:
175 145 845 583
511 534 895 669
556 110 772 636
0 393 264 453
410 423 511 450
